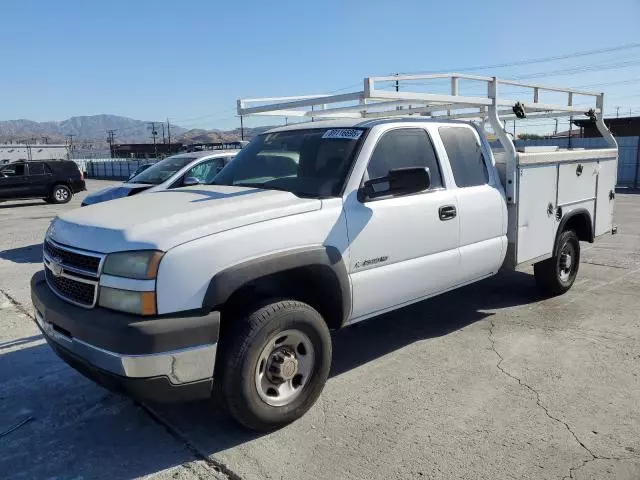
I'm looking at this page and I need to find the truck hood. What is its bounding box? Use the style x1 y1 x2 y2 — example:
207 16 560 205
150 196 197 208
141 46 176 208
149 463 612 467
81 183 153 206
49 185 322 253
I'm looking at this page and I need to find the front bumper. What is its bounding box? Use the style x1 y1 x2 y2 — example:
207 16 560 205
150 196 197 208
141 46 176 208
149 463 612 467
31 270 220 402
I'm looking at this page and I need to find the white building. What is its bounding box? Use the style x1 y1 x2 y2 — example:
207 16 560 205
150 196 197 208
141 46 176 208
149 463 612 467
0 144 69 164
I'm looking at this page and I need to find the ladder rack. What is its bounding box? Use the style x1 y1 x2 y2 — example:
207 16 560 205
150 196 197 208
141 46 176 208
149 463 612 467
237 73 605 123
237 73 618 206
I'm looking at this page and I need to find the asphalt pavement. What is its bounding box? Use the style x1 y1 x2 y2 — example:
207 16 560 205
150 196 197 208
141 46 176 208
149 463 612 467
0 180 638 480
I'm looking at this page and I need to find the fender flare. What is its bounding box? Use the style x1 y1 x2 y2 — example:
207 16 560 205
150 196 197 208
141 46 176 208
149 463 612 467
556 208 594 245
202 246 351 326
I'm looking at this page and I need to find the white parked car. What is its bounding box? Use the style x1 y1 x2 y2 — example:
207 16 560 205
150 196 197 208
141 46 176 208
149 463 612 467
81 150 239 206
31 74 619 431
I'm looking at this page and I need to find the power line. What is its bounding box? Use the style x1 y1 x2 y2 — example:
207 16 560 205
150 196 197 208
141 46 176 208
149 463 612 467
399 41 640 75
513 58 640 81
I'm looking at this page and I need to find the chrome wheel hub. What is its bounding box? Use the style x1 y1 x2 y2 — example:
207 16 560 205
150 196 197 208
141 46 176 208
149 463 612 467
255 329 314 407
558 243 575 282
55 188 69 201
267 349 299 383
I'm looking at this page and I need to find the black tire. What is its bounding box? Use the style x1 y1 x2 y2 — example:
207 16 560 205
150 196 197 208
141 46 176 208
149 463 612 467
218 300 332 431
534 229 580 296
50 184 72 204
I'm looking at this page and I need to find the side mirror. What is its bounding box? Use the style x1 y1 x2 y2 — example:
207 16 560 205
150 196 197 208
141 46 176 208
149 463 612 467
359 167 431 201
183 176 201 187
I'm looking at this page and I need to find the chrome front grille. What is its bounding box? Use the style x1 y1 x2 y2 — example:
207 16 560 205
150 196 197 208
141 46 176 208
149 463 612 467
44 239 100 275
43 238 104 308
45 268 96 306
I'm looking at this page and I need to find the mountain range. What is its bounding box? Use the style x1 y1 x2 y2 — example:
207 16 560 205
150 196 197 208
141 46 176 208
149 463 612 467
0 114 270 146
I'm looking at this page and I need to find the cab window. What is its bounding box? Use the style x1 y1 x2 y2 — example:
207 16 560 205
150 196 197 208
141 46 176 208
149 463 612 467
1 164 26 177
184 158 225 184
439 127 489 188
366 128 443 189
28 163 46 175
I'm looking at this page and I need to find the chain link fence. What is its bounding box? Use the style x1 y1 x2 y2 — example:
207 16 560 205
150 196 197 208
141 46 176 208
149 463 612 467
73 158 160 180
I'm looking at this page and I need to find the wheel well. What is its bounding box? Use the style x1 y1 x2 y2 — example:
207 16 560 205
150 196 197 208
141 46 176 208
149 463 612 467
51 182 71 192
220 265 345 332
561 211 593 243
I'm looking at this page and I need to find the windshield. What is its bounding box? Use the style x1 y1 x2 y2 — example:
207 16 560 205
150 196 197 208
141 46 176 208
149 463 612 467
128 156 196 184
213 128 365 197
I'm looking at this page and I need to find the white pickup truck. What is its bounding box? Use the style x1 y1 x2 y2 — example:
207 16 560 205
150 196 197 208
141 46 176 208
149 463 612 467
31 74 618 431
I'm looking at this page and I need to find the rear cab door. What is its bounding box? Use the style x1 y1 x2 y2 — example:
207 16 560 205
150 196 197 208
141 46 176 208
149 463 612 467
434 124 508 282
26 162 51 196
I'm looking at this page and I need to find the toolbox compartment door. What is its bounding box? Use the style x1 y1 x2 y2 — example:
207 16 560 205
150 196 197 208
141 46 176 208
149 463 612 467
516 164 558 264
595 157 618 237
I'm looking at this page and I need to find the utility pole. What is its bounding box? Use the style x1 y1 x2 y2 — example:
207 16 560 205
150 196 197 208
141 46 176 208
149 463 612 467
66 134 75 159
148 122 158 158
513 120 516 139
240 116 244 141
106 130 116 158
167 118 171 153
554 118 559 136
616 106 620 118
161 123 166 144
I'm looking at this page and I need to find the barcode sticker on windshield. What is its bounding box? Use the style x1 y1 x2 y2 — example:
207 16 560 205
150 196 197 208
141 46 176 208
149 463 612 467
322 129 363 140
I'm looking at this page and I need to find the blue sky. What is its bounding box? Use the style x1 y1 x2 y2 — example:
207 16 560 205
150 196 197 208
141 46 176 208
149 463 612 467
2 0 640 134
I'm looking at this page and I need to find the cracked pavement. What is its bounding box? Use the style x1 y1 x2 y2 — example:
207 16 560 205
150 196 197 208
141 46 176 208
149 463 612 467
0 181 639 479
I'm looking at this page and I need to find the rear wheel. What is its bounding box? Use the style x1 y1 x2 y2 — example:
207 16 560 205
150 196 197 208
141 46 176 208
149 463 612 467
218 300 332 431
534 229 580 296
50 184 72 204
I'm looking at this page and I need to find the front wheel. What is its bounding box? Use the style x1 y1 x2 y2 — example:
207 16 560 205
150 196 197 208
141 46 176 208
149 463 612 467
218 300 332 431
534 229 580 296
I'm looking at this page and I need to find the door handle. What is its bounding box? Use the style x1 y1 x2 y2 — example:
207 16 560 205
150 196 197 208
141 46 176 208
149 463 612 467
439 205 457 221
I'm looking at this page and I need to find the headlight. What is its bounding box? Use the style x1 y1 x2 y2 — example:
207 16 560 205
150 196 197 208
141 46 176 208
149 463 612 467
102 250 163 279
99 287 156 315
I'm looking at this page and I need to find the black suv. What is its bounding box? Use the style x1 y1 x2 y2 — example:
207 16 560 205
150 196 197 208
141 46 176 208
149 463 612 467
0 160 86 204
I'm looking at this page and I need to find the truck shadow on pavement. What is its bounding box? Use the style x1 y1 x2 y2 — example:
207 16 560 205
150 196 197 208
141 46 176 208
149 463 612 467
147 269 543 463
0 269 542 479
330 269 539 378
0 243 42 264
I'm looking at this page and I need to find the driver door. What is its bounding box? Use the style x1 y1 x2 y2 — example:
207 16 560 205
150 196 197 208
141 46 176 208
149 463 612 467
0 163 29 199
343 127 461 321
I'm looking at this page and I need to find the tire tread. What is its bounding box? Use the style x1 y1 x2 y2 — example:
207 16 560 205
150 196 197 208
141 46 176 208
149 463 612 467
534 229 580 296
218 299 331 431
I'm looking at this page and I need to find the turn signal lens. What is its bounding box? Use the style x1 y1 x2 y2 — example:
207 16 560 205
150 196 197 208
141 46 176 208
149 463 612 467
99 287 156 316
